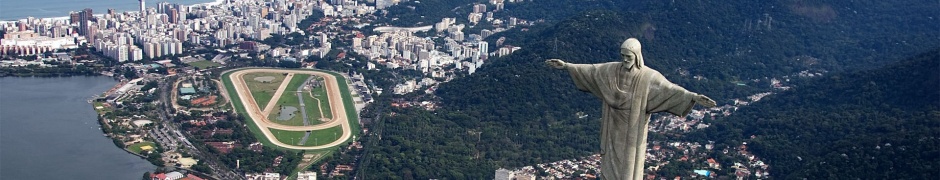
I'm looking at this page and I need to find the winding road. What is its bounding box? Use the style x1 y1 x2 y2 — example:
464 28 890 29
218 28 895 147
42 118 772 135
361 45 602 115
228 69 353 150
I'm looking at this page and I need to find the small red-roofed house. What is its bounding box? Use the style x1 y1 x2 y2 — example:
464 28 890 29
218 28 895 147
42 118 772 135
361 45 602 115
707 158 721 169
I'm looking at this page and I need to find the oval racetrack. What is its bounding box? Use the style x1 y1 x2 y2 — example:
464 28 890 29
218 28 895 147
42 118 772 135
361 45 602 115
228 68 352 150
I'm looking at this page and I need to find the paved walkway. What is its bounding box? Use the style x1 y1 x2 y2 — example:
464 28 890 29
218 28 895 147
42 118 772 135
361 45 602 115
297 76 315 126
262 73 294 115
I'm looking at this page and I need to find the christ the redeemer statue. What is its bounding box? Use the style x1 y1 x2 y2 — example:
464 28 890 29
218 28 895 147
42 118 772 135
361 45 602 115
546 38 717 180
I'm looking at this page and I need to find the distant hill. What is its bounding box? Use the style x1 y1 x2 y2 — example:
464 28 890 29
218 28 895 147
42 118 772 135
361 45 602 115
690 49 940 179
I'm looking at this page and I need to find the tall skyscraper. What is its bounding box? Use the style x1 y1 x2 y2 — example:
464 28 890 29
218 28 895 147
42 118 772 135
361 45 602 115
83 8 93 19
261 8 269 19
87 25 98 42
157 2 168 14
69 12 80 25
78 8 93 36
168 8 178 24
478 41 488 58
140 0 146 16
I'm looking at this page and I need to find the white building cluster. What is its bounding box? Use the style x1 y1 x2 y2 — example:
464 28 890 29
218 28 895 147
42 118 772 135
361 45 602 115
0 31 77 56
392 78 437 95
245 172 281 180
319 0 376 17
94 32 143 62
2 0 343 61
354 30 459 75
296 171 317 180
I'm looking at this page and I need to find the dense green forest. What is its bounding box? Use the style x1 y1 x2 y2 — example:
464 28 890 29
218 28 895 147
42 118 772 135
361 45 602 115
688 49 940 179
497 0 939 80
349 0 939 179
375 0 477 26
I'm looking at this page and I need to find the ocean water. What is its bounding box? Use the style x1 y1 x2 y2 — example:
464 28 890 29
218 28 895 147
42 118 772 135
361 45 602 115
0 0 214 21
0 76 156 179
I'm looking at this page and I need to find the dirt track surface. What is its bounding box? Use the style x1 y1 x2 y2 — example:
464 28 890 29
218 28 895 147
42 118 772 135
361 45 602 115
228 69 352 150
262 73 294 116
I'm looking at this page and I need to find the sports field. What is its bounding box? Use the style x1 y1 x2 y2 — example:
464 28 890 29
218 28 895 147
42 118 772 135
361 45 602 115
186 60 222 69
127 141 156 154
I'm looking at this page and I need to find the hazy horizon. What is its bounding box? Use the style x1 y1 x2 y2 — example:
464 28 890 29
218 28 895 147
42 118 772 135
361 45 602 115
0 0 214 21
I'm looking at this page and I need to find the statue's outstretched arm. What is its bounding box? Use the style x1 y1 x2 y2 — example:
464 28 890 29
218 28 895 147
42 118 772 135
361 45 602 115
694 94 717 107
545 59 567 69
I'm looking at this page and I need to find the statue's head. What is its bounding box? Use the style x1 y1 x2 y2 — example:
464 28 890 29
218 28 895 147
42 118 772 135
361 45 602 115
620 38 644 69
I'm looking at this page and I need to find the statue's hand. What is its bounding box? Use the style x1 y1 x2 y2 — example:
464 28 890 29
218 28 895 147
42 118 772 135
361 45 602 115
695 94 717 108
545 59 567 69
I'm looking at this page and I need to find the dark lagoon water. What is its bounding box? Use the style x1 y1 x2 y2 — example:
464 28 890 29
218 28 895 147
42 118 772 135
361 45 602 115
0 76 155 179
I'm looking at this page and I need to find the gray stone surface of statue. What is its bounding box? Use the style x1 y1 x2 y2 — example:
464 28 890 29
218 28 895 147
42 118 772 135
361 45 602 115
546 38 717 180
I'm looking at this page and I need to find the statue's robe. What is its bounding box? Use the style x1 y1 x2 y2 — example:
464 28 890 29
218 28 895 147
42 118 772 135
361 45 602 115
566 62 698 180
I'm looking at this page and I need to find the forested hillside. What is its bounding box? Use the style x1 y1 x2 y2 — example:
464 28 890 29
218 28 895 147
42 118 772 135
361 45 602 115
381 0 940 83
352 0 940 178
496 0 940 80
689 49 940 179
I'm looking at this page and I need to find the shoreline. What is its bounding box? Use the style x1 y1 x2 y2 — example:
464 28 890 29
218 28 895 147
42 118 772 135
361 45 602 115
90 80 168 173
0 68 105 77
0 0 224 23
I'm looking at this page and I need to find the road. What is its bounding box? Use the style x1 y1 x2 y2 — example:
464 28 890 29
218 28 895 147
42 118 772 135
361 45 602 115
262 73 294 116
159 75 242 180
212 79 229 107
295 76 316 146
297 76 315 126
228 68 353 150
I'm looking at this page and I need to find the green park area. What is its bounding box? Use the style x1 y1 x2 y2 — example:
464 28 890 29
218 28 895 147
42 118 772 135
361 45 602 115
93 101 111 114
269 126 343 147
242 72 287 109
127 141 156 154
186 60 222 69
268 74 312 126
309 78 333 119
267 74 334 126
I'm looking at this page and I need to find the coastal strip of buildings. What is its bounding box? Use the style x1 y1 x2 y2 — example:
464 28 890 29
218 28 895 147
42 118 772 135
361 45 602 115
1 0 373 61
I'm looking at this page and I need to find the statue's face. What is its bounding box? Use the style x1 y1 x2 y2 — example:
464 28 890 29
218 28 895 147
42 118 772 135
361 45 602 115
621 48 636 67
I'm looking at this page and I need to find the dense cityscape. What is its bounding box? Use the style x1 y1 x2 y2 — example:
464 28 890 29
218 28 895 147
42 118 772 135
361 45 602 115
2 0 538 179
2 0 937 180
